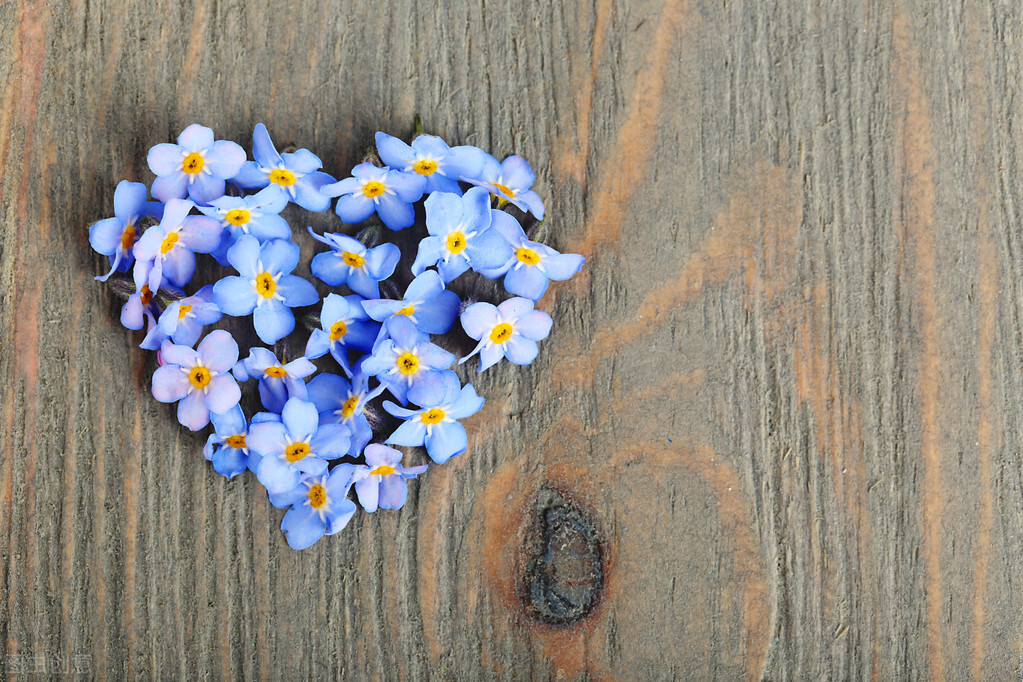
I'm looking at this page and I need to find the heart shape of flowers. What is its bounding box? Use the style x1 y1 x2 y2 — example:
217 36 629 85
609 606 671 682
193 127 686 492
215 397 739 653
89 123 584 549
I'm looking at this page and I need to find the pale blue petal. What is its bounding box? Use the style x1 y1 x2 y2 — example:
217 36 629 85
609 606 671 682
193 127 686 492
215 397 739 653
152 365 191 402
375 194 416 230
177 391 211 431
424 421 468 464
177 124 214 150
253 300 294 344
196 329 239 372
281 506 326 549
213 276 258 316
282 398 319 442
504 265 549 301
276 274 318 307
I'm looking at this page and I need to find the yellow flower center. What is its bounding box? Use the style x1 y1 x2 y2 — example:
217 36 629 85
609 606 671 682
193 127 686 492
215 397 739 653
329 320 348 341
182 152 205 175
269 168 296 187
492 182 514 198
515 247 540 265
225 208 250 226
255 272 276 298
285 442 310 463
225 434 246 449
342 251 365 268
413 159 438 175
446 231 467 254
188 366 211 389
341 396 359 419
307 484 327 509
160 232 179 254
177 304 192 320
120 223 136 251
395 305 415 317
370 465 396 476
396 352 419 376
489 323 514 344
421 408 446 425
362 181 386 198
264 366 287 378
139 284 154 305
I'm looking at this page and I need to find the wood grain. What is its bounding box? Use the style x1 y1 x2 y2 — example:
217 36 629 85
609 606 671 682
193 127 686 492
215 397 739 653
4 0 1023 678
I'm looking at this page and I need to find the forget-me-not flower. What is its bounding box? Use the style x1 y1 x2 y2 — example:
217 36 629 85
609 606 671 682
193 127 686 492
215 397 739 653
231 123 337 212
321 162 427 230
375 131 486 195
119 259 183 331
236 346 315 413
478 210 585 300
132 198 222 294
468 154 545 219
198 185 291 264
249 397 351 494
411 186 513 284
308 228 400 299
361 270 461 336
147 124 246 204
384 372 484 463
361 316 457 405
89 180 163 281
306 363 385 457
460 297 554 371
202 405 253 479
271 466 359 550
152 330 242 431
350 444 428 512
304 293 380 377
140 285 222 350
213 235 319 344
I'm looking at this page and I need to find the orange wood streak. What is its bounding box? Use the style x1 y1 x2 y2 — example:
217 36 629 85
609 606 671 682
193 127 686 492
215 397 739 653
569 0 692 259
549 163 800 392
892 6 945 678
176 0 212 118
966 3 996 677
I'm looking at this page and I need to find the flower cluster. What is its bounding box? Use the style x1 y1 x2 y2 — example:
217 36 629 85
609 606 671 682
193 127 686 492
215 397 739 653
90 123 584 549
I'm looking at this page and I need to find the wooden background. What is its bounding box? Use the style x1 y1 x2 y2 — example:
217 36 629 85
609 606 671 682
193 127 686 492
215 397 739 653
3 0 1023 678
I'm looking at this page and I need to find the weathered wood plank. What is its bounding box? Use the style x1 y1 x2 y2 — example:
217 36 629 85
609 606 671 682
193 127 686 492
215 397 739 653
4 0 1023 678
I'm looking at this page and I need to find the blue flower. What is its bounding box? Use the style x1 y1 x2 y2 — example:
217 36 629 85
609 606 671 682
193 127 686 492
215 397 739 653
321 162 427 230
411 186 513 284
230 123 337 212
197 185 292 265
236 346 316 413
132 198 222 294
375 132 486 195
459 298 553 371
151 330 242 431
306 363 386 457
202 405 253 479
304 293 380 377
360 316 457 405
271 466 359 550
308 228 400 298
89 180 163 281
140 285 222 350
350 444 428 511
361 270 461 336
212 235 319 344
147 124 246 204
384 372 484 463
119 262 183 330
249 397 352 494
478 210 585 300
468 154 545 219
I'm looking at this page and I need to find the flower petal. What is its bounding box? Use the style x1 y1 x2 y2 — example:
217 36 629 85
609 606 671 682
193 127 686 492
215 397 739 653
197 329 239 371
152 365 191 402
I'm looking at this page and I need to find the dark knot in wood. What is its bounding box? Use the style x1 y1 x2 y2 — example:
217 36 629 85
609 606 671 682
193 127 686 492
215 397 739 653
520 486 604 625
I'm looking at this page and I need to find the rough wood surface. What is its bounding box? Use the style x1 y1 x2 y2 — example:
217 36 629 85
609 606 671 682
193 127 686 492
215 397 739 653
3 0 1023 678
